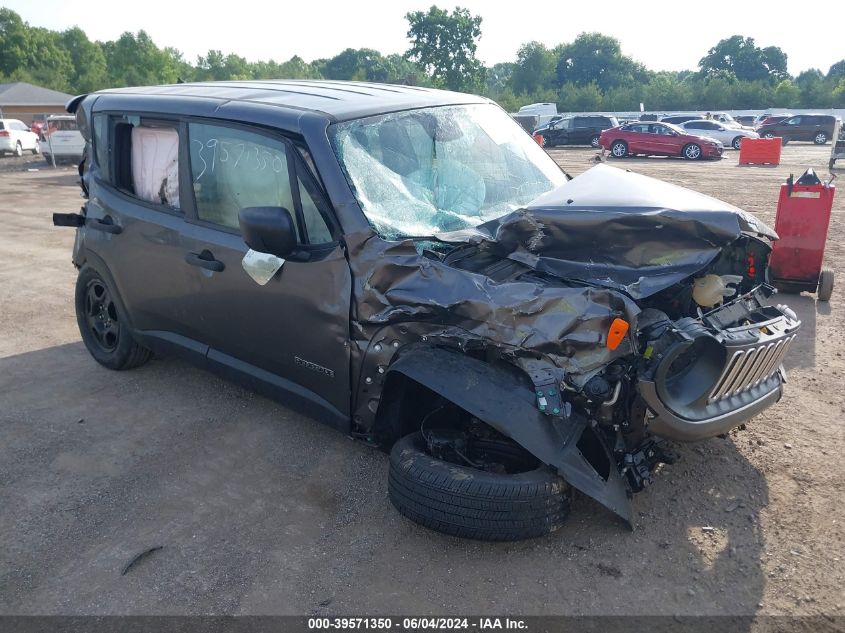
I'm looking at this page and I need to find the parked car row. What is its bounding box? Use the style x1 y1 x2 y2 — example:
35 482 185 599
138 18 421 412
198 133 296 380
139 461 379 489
532 109 840 154
0 115 85 162
661 112 838 145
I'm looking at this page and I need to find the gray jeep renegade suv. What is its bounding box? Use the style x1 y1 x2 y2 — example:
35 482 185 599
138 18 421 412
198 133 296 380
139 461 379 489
55 81 799 540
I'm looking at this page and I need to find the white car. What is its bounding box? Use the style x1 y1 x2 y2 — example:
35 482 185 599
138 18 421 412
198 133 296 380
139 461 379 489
0 118 40 157
42 115 85 163
707 112 749 129
680 119 759 150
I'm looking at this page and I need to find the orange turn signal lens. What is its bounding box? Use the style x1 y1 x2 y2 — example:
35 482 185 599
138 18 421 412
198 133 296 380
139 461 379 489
606 318 629 350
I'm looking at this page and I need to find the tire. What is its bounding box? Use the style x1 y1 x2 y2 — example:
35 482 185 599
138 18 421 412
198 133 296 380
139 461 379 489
683 143 702 160
75 265 151 370
818 267 834 302
43 154 52 165
31 140 40 155
610 141 628 158
589 135 600 148
814 132 828 145
14 142 22 157
763 132 775 139
388 432 571 541
732 136 744 150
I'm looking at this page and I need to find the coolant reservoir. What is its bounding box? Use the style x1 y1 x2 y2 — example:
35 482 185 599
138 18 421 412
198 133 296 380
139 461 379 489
693 274 742 307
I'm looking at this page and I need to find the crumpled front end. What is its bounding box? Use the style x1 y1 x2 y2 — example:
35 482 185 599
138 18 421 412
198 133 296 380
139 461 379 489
350 165 799 524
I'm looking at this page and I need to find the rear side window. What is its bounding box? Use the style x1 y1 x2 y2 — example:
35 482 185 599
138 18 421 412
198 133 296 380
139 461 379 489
109 115 181 210
188 122 332 244
49 119 79 132
0 122 4 130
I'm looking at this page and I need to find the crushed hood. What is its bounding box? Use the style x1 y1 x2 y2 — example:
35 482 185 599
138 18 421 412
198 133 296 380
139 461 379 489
473 164 776 299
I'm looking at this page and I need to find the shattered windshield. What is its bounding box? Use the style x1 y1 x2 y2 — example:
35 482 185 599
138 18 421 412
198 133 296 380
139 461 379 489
330 104 567 239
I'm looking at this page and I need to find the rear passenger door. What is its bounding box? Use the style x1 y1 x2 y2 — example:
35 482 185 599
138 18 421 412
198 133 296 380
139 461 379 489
571 117 590 144
86 113 197 344
179 120 352 417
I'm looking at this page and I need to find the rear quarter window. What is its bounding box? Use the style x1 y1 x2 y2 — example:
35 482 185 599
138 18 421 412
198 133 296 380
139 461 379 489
92 114 110 181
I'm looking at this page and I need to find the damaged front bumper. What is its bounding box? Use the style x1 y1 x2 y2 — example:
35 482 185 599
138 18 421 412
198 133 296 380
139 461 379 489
638 287 801 442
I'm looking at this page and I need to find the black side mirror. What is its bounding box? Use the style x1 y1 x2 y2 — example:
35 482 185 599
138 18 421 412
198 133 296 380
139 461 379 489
239 206 297 259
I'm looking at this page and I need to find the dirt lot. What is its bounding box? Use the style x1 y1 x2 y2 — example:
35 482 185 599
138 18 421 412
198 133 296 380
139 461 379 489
0 145 843 618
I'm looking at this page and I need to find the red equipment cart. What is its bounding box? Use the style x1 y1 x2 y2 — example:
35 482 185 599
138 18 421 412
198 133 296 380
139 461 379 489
768 168 835 301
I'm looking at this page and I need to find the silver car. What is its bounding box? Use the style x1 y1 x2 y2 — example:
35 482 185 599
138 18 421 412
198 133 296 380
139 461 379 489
680 119 760 150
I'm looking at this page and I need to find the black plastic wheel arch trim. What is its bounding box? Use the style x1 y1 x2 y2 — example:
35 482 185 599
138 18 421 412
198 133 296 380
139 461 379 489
386 344 633 526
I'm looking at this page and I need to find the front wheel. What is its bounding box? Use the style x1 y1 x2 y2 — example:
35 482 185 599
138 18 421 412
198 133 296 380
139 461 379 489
610 141 628 158
683 143 702 160
388 432 571 541
75 265 152 370
31 140 40 155
14 142 22 157
814 132 828 145
763 132 775 139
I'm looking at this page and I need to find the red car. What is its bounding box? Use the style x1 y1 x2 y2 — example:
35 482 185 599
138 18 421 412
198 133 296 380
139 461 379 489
599 121 723 160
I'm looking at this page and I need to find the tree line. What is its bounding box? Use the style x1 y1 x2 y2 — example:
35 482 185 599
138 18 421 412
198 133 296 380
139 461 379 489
2 6 844 112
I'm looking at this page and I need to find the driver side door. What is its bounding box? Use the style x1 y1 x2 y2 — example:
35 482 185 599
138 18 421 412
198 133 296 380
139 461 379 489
550 118 572 145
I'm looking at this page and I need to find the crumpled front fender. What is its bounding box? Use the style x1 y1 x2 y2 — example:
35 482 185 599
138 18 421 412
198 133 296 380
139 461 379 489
386 345 632 525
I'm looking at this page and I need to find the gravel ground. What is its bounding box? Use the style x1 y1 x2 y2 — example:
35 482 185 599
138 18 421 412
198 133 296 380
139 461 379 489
0 144 843 618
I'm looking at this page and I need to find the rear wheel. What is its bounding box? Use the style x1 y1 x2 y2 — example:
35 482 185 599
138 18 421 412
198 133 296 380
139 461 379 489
732 136 744 150
589 135 600 148
75 265 151 370
683 143 702 160
388 430 571 541
14 142 22 157
610 141 628 158
814 132 828 145
31 140 40 155
818 267 834 302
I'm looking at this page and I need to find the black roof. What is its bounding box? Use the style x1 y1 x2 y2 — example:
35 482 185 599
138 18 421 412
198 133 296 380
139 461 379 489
85 80 490 122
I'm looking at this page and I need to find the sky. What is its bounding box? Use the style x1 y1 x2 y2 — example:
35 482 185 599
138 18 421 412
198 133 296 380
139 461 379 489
4 0 842 76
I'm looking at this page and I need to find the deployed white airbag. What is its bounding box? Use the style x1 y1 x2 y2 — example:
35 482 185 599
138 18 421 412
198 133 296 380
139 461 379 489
131 126 179 208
